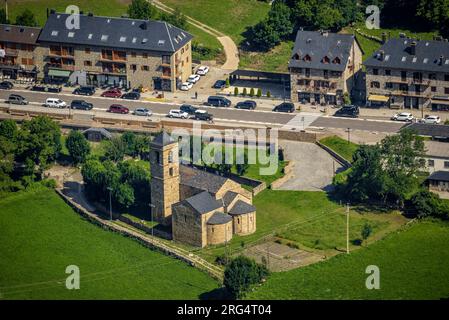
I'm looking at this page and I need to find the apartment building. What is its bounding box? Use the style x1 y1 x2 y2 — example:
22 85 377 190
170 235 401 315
364 36 449 110
0 24 43 81
35 12 193 91
288 30 363 105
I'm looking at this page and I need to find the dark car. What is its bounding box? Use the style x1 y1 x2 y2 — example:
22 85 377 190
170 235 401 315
236 100 257 110
0 81 13 90
121 91 141 100
108 104 129 114
206 96 231 107
212 80 226 89
101 88 122 98
334 105 359 118
6 94 28 105
180 104 198 115
73 86 95 96
194 110 213 121
273 102 295 113
70 100 93 110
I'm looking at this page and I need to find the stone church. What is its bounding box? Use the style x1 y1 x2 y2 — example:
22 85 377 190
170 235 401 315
150 131 256 248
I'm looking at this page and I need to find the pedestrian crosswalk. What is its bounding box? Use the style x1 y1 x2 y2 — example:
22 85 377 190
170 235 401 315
280 112 323 130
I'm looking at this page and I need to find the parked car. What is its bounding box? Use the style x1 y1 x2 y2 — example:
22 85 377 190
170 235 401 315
70 100 93 110
133 108 152 116
236 100 257 110
273 102 295 113
391 112 414 122
334 105 359 118
188 74 201 84
108 104 129 114
194 110 213 122
421 115 441 124
121 91 141 100
212 80 226 89
180 104 198 115
196 66 209 76
31 84 61 93
101 88 122 98
73 86 95 96
168 109 189 119
206 96 231 107
6 94 28 105
44 98 67 108
0 81 13 90
180 82 193 91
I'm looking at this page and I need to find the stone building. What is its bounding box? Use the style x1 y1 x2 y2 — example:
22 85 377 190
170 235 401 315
34 11 192 91
427 171 449 199
0 24 43 81
149 132 256 248
364 36 449 110
288 30 363 105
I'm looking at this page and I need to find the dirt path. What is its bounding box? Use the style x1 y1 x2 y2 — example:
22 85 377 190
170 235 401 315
151 0 240 70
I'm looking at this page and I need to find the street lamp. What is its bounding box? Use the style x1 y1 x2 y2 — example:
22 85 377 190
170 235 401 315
107 187 113 221
347 127 351 144
149 202 155 237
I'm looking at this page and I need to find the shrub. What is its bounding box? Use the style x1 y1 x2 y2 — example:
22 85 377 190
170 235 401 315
361 223 373 242
234 87 239 96
226 78 230 88
411 189 449 219
242 88 247 96
266 90 271 98
257 88 262 98
249 88 255 97
40 179 57 189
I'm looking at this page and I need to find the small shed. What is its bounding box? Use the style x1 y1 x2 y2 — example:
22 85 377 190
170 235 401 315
82 128 113 142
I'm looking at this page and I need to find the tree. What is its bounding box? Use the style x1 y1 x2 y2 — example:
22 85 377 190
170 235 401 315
234 87 239 96
118 161 151 205
249 88 255 97
410 189 449 219
242 88 247 96
160 7 188 30
266 1 293 39
104 136 127 162
0 119 18 141
66 130 90 164
248 20 281 51
361 223 373 242
257 88 262 98
236 153 249 176
0 8 9 24
223 256 269 299
127 0 156 20
15 9 38 27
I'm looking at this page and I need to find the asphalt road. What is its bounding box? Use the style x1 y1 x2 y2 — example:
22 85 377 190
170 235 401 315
0 88 405 132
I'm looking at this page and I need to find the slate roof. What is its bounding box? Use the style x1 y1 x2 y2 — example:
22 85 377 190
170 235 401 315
0 24 41 45
82 127 112 139
223 191 239 208
184 191 223 215
288 30 357 72
228 200 256 216
151 131 175 146
403 123 449 139
38 12 193 53
427 171 449 182
180 165 229 194
207 212 232 225
364 38 449 72
424 141 449 158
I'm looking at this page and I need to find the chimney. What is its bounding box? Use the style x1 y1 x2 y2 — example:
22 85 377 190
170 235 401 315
140 22 147 30
321 30 329 37
379 50 385 61
381 32 387 44
410 41 417 56
88 12 93 17
439 55 444 65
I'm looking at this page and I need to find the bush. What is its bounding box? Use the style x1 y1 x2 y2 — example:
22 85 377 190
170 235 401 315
242 88 247 96
40 179 57 189
249 88 255 97
226 78 230 88
266 90 271 98
410 189 449 219
234 87 239 96
257 88 262 98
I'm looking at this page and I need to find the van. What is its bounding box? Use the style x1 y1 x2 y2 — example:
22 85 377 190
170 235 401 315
206 96 231 107
45 98 67 108
6 94 28 105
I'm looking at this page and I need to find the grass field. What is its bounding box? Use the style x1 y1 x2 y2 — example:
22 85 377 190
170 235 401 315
239 41 294 73
247 219 449 299
320 136 359 162
0 188 219 299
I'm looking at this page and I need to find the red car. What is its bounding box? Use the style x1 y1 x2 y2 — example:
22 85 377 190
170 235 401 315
108 104 129 114
101 88 122 98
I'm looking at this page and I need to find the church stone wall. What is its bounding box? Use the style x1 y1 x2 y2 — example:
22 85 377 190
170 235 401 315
233 212 256 236
207 222 233 246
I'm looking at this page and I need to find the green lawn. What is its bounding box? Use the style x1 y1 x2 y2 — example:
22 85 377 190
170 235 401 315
320 136 359 162
8 0 129 26
247 220 449 300
0 188 219 299
160 0 271 44
239 41 293 73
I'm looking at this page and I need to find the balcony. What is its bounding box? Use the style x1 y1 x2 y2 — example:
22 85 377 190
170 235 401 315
4 49 18 57
0 61 19 68
99 55 127 63
161 73 172 80
102 67 126 75
47 63 75 71
48 51 74 58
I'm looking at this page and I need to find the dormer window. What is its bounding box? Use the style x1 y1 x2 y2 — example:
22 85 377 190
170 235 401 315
292 53 300 60
322 56 330 64
303 54 311 62
332 57 341 64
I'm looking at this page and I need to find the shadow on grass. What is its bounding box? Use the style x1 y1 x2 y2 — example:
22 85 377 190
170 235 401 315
199 287 233 300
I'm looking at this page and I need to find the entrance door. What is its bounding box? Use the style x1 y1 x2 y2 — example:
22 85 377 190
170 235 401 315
154 78 162 90
404 97 411 109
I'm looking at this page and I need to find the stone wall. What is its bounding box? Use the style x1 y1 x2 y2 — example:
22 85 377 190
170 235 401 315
172 202 205 247
207 221 233 246
232 212 256 236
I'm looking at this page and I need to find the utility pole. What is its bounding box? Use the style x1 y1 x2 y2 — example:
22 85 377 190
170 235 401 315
5 1 8 22
346 203 350 254
149 203 155 237
107 187 113 221
347 127 351 144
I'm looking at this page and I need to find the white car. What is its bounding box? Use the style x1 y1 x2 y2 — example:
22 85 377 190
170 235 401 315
391 112 414 122
196 65 209 76
421 115 441 124
180 82 193 91
133 108 152 116
188 74 200 84
44 98 67 108
168 109 189 119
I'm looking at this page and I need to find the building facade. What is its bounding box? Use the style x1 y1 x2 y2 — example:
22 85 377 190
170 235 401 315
364 36 449 110
289 30 363 105
21 12 193 91
0 24 43 81
424 141 449 173
427 171 449 199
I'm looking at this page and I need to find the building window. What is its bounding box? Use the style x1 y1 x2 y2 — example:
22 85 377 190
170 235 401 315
429 73 437 80
431 86 437 92
371 81 380 88
168 151 174 163
141 65 149 71
401 71 407 81
155 151 160 164
445 88 449 94
181 48 184 54
428 159 435 167
84 60 92 67
143 53 148 58
131 52 136 57
85 47 91 54
385 82 393 89
372 68 379 75
385 69 391 76
445 161 449 169
445 74 449 81
130 64 137 71
169 168 174 176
